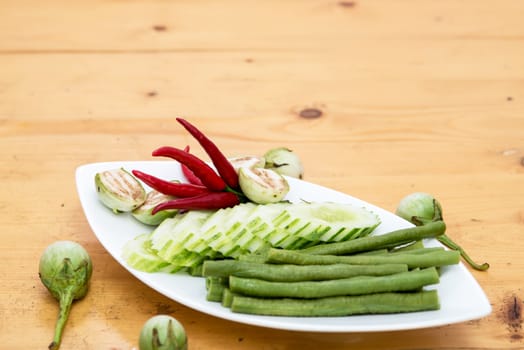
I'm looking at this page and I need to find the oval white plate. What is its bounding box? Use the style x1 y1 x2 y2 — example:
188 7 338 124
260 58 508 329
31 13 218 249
76 161 491 332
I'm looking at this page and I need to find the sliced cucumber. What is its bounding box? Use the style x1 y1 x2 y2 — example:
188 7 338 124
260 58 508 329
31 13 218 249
149 210 213 266
188 207 236 251
210 203 269 256
245 202 291 241
139 201 380 270
273 202 380 243
186 203 268 258
122 233 182 273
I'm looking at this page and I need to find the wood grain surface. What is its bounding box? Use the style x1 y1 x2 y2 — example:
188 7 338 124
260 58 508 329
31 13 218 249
1 1 523 349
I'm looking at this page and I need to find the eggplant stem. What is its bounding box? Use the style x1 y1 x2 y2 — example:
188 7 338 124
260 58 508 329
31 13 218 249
49 289 74 350
437 234 490 271
413 200 489 271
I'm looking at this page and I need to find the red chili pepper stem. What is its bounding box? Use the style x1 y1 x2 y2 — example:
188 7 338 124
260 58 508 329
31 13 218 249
225 185 247 200
152 146 227 192
176 118 240 189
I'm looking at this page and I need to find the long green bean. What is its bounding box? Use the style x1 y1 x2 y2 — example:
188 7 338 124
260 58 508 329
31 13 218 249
299 220 446 255
205 276 228 302
390 247 445 255
229 267 439 298
203 260 408 282
221 288 240 308
230 290 440 316
390 240 425 252
266 247 460 269
352 248 389 256
237 253 267 263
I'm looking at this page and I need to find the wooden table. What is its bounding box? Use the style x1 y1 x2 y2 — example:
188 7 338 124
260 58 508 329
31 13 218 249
1 1 523 349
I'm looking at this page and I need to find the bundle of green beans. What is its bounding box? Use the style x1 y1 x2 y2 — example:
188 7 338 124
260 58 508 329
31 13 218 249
203 221 459 317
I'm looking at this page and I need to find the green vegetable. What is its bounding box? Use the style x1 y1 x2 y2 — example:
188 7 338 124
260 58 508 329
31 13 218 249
122 233 182 273
299 220 446 256
95 168 146 213
149 210 216 268
202 260 408 281
181 204 266 258
221 288 237 308
352 248 390 256
390 247 445 255
188 263 204 277
396 192 440 225
228 155 266 173
272 201 381 243
139 315 187 350
132 190 178 226
263 147 304 179
389 240 425 252
205 276 228 302
229 267 440 298
395 192 489 271
38 241 93 350
230 291 440 316
238 167 290 204
144 201 380 270
265 248 460 269
204 222 460 317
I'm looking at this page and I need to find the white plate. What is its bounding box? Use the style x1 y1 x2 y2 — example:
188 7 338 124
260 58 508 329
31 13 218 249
76 161 491 332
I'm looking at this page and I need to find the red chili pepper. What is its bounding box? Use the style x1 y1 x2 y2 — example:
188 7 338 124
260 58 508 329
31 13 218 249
152 146 227 192
132 170 210 197
176 118 239 189
152 192 240 214
181 145 204 186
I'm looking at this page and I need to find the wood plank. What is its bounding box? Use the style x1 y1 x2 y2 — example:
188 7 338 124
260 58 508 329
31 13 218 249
0 48 522 121
1 0 524 349
0 0 523 51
